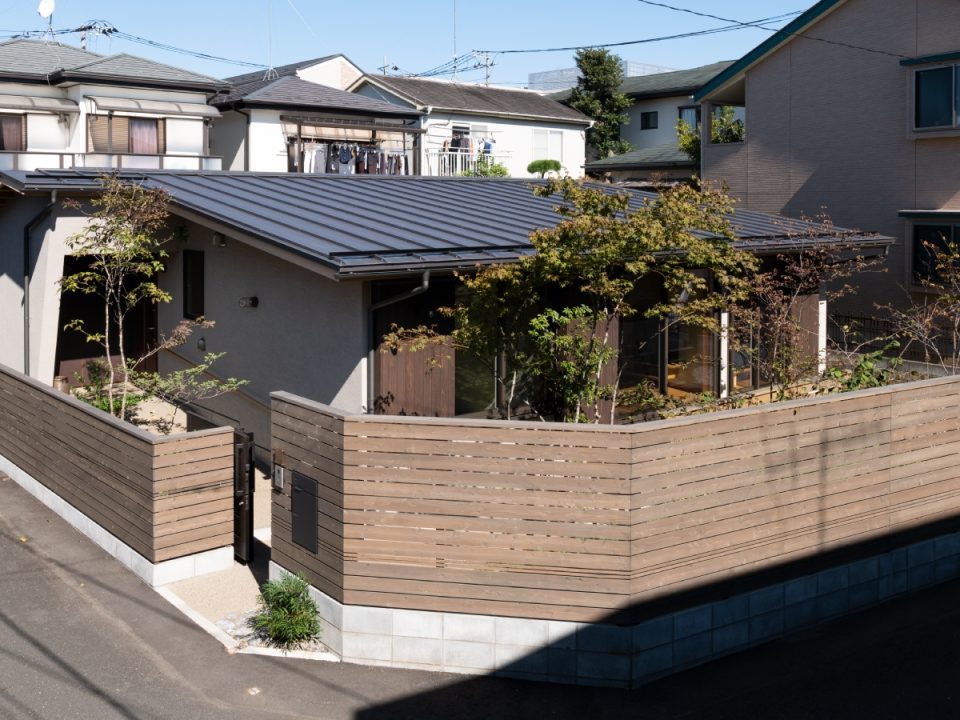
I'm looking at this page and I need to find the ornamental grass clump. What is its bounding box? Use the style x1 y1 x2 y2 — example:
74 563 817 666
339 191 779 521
253 573 320 648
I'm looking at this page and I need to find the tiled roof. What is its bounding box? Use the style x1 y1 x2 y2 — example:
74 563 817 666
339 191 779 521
585 144 694 170
550 61 735 102
225 55 340 84
0 39 226 91
356 75 591 124
0 170 892 277
214 75 421 116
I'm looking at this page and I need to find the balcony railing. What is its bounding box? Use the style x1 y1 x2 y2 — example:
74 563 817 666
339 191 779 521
425 150 511 177
0 152 222 172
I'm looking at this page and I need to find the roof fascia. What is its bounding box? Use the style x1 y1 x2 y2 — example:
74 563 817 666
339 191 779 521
165 205 340 281
50 70 228 93
426 107 591 125
347 76 426 110
694 0 848 103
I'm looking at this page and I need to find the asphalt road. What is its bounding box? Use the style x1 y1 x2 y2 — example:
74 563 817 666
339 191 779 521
2 475 960 719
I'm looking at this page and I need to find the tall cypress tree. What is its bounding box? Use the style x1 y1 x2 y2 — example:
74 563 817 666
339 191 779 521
568 49 632 159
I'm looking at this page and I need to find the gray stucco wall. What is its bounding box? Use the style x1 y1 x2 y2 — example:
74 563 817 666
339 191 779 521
0 198 90 384
209 110 248 172
157 219 368 445
702 0 960 314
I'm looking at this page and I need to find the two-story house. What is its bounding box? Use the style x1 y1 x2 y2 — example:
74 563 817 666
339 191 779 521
0 39 226 172
349 75 591 178
552 61 733 182
696 0 960 314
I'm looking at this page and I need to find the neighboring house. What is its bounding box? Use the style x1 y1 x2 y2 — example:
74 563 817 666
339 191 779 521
209 74 423 173
225 54 365 92
349 75 591 178
0 39 226 172
0 170 889 450
527 60 676 92
695 0 960 314
553 61 733 181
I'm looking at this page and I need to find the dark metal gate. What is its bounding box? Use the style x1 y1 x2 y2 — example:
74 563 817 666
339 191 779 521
233 430 255 564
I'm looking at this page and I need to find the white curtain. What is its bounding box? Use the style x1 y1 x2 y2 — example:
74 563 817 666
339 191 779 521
129 118 158 154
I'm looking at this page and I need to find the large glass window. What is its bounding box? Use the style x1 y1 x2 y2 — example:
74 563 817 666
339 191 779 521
640 111 659 130
678 106 700 128
87 115 166 154
913 224 954 282
915 66 954 128
667 322 716 396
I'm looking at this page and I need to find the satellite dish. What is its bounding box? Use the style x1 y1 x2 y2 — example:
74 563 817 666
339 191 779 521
38 0 55 20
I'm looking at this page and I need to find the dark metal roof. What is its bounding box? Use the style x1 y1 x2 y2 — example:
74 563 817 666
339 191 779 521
354 75 591 125
213 75 421 117
0 170 892 278
551 61 735 102
0 39 227 91
585 144 695 170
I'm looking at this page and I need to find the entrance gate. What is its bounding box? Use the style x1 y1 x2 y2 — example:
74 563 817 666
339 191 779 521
233 430 255 564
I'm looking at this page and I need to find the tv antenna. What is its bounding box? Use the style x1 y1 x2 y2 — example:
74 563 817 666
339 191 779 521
37 0 55 40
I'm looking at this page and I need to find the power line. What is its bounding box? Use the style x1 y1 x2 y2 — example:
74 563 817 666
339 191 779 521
635 0 909 60
473 11 801 54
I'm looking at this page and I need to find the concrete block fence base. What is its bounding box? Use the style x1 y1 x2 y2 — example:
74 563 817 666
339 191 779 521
271 530 960 688
1 454 233 587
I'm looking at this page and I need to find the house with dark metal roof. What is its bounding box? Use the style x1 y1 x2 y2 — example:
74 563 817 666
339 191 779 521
552 61 735 182
695 0 960 317
0 39 227 172
0 169 890 446
350 75 591 178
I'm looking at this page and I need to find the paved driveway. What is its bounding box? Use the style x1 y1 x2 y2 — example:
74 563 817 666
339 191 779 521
2 475 960 719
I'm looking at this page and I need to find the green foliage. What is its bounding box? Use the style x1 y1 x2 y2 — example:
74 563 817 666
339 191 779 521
676 106 746 166
253 573 320 648
568 49 633 158
527 159 562 178
826 342 902 391
462 156 510 177
60 174 172 418
130 352 248 432
420 178 758 423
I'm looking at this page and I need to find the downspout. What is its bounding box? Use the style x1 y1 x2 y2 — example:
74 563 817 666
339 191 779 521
23 191 57 376
235 107 251 171
366 270 432 413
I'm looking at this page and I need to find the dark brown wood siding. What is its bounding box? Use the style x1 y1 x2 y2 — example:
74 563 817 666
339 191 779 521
0 364 233 563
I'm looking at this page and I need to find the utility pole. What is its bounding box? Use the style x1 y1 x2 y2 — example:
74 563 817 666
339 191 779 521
483 53 492 86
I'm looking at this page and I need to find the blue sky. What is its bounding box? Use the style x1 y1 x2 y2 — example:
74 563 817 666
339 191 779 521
0 0 806 84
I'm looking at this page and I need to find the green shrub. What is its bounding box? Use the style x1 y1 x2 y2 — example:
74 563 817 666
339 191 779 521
253 573 320 648
527 159 562 177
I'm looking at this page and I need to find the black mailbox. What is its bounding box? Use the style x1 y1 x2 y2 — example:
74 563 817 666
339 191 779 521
291 472 318 554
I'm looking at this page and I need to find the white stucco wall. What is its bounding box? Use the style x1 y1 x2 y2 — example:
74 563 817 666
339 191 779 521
296 57 363 91
620 95 693 150
157 219 368 443
420 113 587 179
246 108 290 172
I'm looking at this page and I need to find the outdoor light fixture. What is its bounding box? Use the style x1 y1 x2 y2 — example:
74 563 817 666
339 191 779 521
212 232 226 247
238 296 259 308
197 337 206 351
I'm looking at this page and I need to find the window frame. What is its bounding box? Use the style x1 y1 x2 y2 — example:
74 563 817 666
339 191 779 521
913 64 957 131
86 114 167 154
911 222 957 287
640 111 659 131
182 249 205 320
678 105 701 127
0 113 26 152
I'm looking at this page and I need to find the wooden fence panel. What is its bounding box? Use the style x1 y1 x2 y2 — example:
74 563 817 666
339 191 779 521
270 375 960 623
0 365 233 563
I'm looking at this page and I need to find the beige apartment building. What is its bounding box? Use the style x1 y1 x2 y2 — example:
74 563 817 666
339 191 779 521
697 0 960 313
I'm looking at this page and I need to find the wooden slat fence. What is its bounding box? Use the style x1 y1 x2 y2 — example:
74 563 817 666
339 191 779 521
270 375 960 623
0 364 234 563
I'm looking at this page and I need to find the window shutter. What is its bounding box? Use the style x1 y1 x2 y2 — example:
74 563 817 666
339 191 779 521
112 116 129 152
87 115 110 152
157 119 166 155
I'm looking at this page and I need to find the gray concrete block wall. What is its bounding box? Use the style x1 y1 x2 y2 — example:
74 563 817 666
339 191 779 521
270 530 960 689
